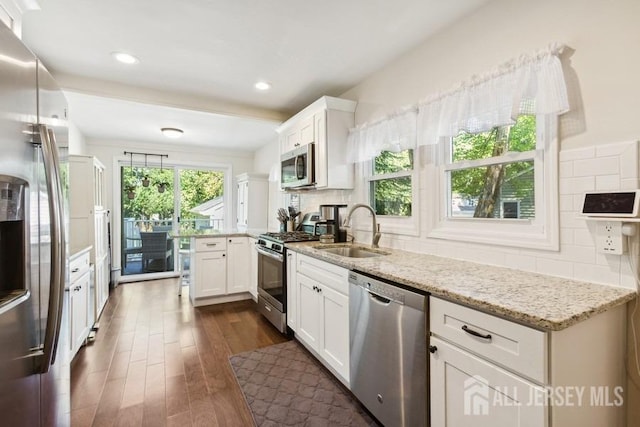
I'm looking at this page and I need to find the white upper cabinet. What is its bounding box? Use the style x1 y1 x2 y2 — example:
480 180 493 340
236 173 268 231
281 115 315 153
277 96 356 190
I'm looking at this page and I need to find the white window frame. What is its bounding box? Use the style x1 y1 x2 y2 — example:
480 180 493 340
364 149 419 237
427 115 559 251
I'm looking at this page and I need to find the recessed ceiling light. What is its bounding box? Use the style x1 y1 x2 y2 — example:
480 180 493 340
255 81 272 91
111 51 140 64
161 127 183 139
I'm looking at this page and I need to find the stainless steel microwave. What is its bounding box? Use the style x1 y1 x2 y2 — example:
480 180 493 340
281 143 315 189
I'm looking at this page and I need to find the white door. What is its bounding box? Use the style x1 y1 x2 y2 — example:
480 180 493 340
430 337 547 427
296 273 320 350
318 283 349 382
227 237 249 293
194 251 227 297
70 270 90 355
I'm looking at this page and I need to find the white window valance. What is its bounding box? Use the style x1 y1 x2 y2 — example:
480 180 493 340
418 43 569 146
347 107 417 163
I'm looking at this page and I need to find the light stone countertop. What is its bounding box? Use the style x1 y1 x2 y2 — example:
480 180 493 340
286 242 637 331
171 229 266 239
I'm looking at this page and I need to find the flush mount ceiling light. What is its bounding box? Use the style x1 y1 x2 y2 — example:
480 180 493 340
254 81 272 91
111 51 139 64
161 127 183 139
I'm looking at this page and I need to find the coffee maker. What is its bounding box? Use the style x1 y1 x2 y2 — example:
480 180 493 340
314 204 347 243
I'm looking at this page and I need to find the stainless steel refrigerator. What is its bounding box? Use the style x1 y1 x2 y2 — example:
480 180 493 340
0 23 70 426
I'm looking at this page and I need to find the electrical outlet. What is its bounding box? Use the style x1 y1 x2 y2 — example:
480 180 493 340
596 221 626 254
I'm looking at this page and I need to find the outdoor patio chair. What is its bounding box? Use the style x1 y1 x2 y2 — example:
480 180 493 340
123 226 142 269
140 231 172 272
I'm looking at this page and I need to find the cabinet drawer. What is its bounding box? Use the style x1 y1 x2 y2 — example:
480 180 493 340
430 297 547 383
194 237 226 252
69 251 90 283
296 253 348 295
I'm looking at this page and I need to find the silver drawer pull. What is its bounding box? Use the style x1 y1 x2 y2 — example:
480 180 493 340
462 325 492 341
264 304 271 312
205 243 217 246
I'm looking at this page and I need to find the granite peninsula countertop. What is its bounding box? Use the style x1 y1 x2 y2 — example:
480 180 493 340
286 242 637 331
171 229 265 239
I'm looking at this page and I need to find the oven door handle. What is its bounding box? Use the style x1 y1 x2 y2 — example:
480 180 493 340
255 245 284 262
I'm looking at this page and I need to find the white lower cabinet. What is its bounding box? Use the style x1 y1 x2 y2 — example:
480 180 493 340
69 249 91 358
189 236 254 306
194 251 226 297
317 282 349 376
430 336 547 427
297 273 321 347
227 237 249 293
70 270 90 356
295 253 349 385
430 296 627 427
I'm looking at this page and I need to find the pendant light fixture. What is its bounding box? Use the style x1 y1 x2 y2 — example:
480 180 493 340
125 152 136 199
123 151 169 195
157 155 166 193
141 154 150 187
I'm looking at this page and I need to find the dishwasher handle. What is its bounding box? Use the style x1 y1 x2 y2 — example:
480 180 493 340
366 288 391 305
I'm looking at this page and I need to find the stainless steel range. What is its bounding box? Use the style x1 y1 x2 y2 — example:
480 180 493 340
255 231 318 332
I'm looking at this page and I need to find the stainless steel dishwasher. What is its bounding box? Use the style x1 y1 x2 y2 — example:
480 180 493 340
349 271 427 427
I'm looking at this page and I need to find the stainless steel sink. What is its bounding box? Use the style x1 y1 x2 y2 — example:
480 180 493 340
317 246 389 258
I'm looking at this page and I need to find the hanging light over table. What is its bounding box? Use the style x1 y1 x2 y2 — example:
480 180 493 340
126 152 136 199
123 151 169 195
142 154 150 187
157 155 166 193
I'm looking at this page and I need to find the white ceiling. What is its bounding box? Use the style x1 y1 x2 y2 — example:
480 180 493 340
20 0 490 150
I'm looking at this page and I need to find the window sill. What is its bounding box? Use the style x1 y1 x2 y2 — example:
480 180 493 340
427 218 559 251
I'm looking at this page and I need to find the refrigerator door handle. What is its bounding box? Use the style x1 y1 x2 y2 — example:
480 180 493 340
36 124 66 373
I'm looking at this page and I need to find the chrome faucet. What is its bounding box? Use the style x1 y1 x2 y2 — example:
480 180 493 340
343 204 381 248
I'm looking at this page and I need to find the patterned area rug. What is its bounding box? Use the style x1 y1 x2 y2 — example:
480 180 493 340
229 340 379 426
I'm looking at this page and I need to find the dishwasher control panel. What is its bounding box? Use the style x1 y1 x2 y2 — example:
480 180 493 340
349 271 407 304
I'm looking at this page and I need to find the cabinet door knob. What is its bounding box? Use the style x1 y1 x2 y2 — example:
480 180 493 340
312 285 317 291
429 345 437 354
222 253 226 257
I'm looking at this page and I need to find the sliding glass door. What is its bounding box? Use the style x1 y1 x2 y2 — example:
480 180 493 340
119 163 225 280
121 165 175 277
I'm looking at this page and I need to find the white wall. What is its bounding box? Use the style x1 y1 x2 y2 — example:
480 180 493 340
342 0 640 151
293 0 640 290
253 137 284 231
67 121 87 155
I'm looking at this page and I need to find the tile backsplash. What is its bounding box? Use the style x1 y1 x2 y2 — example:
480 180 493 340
292 140 639 290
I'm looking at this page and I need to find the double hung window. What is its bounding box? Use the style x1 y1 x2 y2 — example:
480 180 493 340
447 115 536 220
368 149 414 217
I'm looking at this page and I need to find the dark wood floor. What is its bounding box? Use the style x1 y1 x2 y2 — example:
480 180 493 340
70 279 289 427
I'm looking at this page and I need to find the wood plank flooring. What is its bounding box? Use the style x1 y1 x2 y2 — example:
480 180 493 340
70 279 289 427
